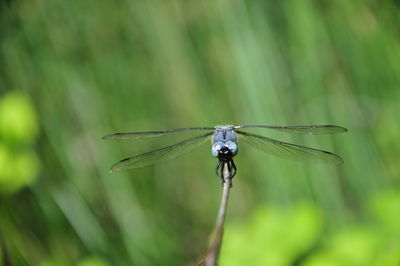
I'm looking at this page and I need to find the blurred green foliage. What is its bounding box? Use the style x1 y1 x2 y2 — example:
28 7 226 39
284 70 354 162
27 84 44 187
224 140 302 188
1 0 399 265
221 203 323 266
0 91 40 194
221 191 400 266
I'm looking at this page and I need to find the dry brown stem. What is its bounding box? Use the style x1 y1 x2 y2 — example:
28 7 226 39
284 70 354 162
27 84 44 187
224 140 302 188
196 164 231 266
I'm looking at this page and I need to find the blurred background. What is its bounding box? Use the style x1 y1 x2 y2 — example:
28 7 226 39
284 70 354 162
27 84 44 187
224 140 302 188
1 0 399 265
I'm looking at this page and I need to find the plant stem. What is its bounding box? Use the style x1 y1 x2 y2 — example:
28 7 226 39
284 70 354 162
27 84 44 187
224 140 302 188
197 164 231 266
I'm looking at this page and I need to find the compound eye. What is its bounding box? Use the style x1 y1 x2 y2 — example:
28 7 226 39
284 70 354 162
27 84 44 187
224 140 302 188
212 142 224 157
225 141 238 155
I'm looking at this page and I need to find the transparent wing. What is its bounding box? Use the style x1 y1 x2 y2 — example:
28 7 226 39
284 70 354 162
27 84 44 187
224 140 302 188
236 130 343 165
109 132 213 172
235 125 347 135
102 127 215 140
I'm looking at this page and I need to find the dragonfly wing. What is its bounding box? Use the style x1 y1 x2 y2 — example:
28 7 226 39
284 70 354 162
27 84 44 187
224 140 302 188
103 127 215 140
235 125 347 135
236 130 343 165
110 132 213 172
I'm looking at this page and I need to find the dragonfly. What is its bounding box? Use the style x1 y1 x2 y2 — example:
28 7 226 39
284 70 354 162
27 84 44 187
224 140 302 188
103 125 347 186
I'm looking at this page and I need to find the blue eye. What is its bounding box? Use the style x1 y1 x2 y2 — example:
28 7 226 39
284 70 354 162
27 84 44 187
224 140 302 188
212 142 224 157
225 141 238 155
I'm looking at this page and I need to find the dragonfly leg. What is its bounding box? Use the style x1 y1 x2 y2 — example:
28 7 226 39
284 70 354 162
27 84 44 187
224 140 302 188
215 160 222 179
226 161 233 188
217 161 234 187
230 159 237 179
219 162 225 186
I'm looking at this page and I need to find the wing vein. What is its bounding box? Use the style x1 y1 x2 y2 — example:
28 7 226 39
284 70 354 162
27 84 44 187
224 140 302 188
235 125 347 135
103 127 215 140
236 130 343 165
110 132 213 172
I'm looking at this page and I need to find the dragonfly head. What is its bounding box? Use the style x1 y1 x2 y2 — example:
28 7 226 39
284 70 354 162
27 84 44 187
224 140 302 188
212 141 238 161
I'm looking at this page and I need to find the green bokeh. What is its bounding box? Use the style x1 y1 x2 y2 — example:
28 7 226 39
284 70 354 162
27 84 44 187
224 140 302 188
0 0 399 265
221 203 323 266
0 91 39 143
0 92 40 194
